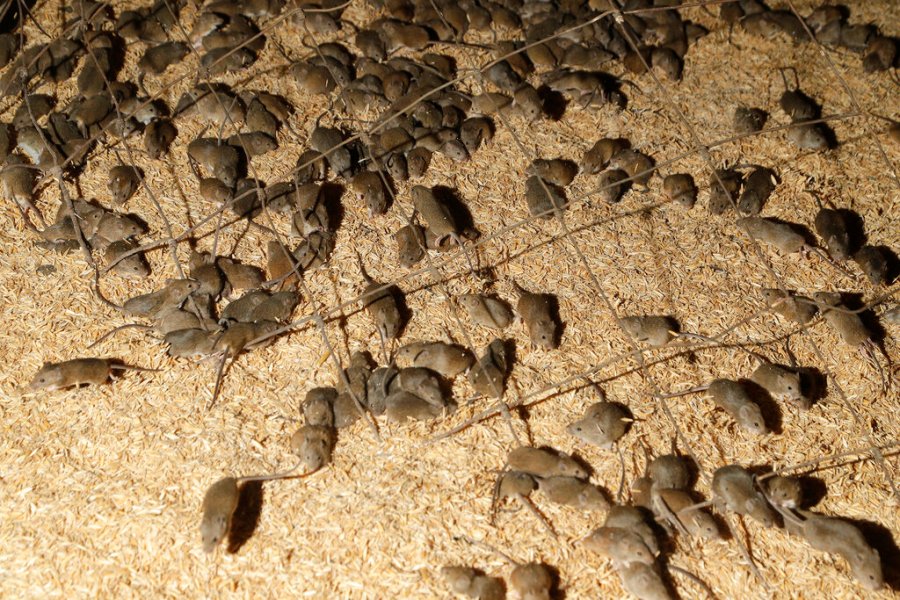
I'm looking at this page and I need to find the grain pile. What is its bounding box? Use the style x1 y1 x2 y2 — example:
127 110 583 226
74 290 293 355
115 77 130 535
0 0 898 598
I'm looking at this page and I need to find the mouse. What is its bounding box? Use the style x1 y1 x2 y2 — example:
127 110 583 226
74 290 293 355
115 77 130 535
529 158 578 187
410 185 478 274
762 475 803 509
608 148 654 189
104 240 150 279
662 173 697 209
852 246 889 286
187 138 240 188
309 126 352 177
165 328 218 358
512 280 560 350
509 562 553 600
566 401 631 448
441 566 505 600
290 424 334 472
619 315 677 347
603 505 660 553
737 166 777 216
737 216 807 254
647 454 690 491
760 288 818 324
507 446 587 480
582 138 631 175
733 107 768 134
350 170 388 217
524 175 566 218
107 164 143 205
385 390 446 422
707 379 769 435
812 292 872 348
28 358 158 391
582 526 657 568
469 338 508 398
711 465 777 527
144 118 177 159
396 341 474 378
138 41 189 75
390 367 445 408
459 117 494 154
302 387 337 427
492 469 556 536
199 454 314 553
537 475 609 511
813 207 851 262
267 240 300 290
123 278 201 318
357 253 403 352
784 510 883 591
618 562 672 600
651 488 721 540
457 294 513 330
749 362 806 408
1 155 42 228
217 257 264 292
394 224 426 267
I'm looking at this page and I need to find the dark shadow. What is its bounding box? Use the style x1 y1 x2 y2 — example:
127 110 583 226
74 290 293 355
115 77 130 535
834 208 866 254
843 292 887 345
226 480 264 554
797 475 828 508
319 181 346 232
390 284 411 340
873 244 899 286
536 85 567 121
740 379 784 434
432 185 479 237
546 292 564 349
796 366 828 406
543 562 565 600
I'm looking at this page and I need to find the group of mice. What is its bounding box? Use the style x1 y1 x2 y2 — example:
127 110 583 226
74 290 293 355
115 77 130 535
4 0 899 596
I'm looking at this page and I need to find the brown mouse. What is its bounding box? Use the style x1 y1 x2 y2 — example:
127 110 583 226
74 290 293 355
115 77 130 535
187 138 240 187
708 168 742 215
357 253 403 348
104 240 150 279
647 454 690 491
123 278 201 317
394 224 426 267
619 315 677 347
28 358 158 391
733 107 768 134
651 488 721 540
457 293 513 330
537 475 609 511
468 339 508 398
737 167 777 216
507 446 587 480
852 246 889 286
566 401 631 448
290 424 334 472
711 465 777 527
662 173 697 209
385 390 446 422
707 379 769 435
524 175 566 218
144 118 177 159
529 158 578 187
512 280 560 350
107 165 143 205
784 510 883 591
350 170 388 217
763 475 803 509
441 566 504 600
582 138 630 175
761 288 818 324
509 562 553 600
750 363 806 408
814 207 851 261
582 526 656 568
618 562 672 600
395 341 474 379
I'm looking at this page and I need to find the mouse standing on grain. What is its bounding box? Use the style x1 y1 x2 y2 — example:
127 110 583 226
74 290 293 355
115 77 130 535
199 452 322 553
663 379 768 435
28 358 159 391
512 280 560 349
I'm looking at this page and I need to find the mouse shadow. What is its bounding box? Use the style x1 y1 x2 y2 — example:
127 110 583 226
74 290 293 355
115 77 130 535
390 284 411 340
843 292 888 346
226 480 264 554
873 245 900 286
319 181 346 233
796 366 828 406
833 208 866 254
536 86 568 121
739 379 784 434
431 185 479 237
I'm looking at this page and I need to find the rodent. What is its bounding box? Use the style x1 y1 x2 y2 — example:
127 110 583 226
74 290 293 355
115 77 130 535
28 358 158 391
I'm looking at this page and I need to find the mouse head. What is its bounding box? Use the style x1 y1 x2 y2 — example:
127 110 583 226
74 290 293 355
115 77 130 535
200 510 231 554
849 547 883 591
738 404 768 435
29 363 63 391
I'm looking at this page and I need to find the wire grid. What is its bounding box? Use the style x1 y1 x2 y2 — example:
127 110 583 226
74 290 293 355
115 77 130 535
0 0 898 598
